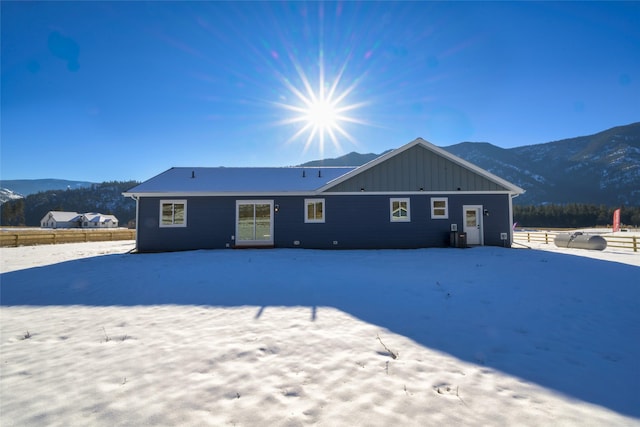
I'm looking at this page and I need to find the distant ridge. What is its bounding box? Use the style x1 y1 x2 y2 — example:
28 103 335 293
299 122 640 206
1 181 138 227
3 123 638 207
0 179 94 197
299 150 392 167
443 122 640 205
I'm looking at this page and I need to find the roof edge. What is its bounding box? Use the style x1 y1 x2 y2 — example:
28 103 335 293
317 138 525 194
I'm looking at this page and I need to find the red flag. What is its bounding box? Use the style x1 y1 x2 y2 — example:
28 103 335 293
613 208 621 232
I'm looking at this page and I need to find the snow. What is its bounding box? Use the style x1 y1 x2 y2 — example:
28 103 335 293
123 167 357 195
0 188 24 204
1 241 639 426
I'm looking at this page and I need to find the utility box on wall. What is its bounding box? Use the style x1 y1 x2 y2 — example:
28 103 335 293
450 231 467 248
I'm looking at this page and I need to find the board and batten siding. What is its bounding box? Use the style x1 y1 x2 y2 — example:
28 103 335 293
135 193 513 252
327 145 508 192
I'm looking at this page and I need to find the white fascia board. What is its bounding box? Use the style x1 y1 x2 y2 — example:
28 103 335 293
320 190 517 196
123 189 519 198
122 191 319 198
318 138 525 194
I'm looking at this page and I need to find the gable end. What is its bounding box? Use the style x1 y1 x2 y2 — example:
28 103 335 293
322 141 513 192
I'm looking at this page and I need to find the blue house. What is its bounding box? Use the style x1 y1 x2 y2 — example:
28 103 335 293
123 138 524 252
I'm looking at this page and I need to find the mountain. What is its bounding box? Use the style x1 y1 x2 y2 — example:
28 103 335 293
0 179 95 204
3 123 637 226
0 181 138 227
0 188 24 205
444 122 640 205
300 122 640 206
300 150 392 167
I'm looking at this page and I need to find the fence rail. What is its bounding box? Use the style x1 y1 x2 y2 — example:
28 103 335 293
0 229 135 248
514 231 638 252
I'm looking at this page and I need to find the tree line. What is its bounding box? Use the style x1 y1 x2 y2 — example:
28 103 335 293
513 204 640 228
2 185 638 229
1 181 138 227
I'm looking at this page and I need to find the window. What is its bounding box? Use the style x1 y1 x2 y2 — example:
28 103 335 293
305 199 325 223
390 198 410 222
431 197 448 219
160 200 187 227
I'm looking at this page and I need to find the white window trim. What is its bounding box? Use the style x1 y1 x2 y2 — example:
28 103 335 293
159 199 187 228
431 197 449 219
390 198 411 222
304 198 325 223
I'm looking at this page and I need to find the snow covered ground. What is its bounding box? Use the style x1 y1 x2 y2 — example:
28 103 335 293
1 241 638 426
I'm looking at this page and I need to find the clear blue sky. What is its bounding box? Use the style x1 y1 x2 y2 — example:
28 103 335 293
2 1 638 182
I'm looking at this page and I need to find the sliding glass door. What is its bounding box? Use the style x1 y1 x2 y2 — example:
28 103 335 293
236 200 274 246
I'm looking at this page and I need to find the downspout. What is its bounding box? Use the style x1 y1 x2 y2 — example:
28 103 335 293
126 195 139 252
509 192 521 246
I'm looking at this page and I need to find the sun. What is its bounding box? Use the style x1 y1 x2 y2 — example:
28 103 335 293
274 54 368 158
306 98 337 131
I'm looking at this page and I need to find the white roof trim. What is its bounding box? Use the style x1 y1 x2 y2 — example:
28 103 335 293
316 138 525 194
122 191 321 198
320 190 516 196
123 190 516 198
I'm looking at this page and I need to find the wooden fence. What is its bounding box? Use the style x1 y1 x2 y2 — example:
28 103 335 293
0 229 136 248
514 231 638 252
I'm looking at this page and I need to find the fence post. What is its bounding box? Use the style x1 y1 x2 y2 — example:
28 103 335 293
527 233 530 243
634 236 637 253
545 233 549 244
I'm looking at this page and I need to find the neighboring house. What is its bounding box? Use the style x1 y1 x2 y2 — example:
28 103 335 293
40 211 119 229
123 138 525 252
79 213 119 228
40 211 83 229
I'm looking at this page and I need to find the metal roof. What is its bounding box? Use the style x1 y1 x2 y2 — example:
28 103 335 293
123 167 357 196
43 211 82 222
123 139 524 197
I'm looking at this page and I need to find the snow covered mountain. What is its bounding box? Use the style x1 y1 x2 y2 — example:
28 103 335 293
0 179 94 199
4 123 638 211
302 122 640 206
0 181 138 227
0 188 24 205
443 122 640 205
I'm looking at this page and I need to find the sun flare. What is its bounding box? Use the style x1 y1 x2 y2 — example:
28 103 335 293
275 54 368 158
306 99 338 130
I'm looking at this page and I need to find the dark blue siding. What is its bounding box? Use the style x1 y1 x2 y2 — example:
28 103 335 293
137 197 236 252
136 194 513 252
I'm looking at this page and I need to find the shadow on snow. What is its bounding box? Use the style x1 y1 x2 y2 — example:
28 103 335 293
1 247 639 418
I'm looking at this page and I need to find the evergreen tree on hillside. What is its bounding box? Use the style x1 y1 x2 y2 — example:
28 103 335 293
514 204 640 228
0 181 138 227
1 199 25 226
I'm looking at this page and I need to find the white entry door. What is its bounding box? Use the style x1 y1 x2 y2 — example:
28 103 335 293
463 205 483 245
